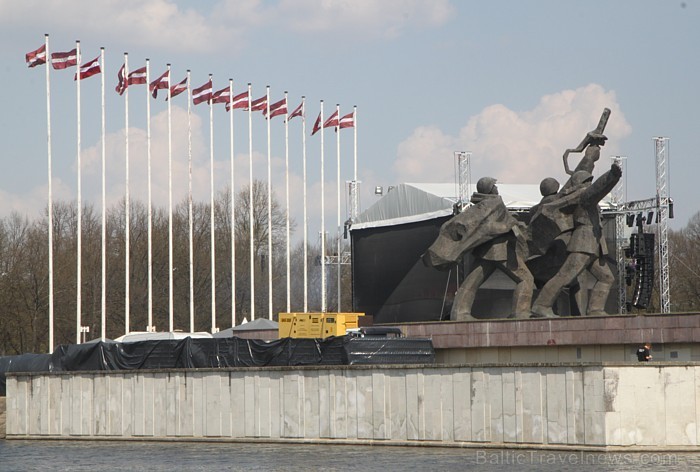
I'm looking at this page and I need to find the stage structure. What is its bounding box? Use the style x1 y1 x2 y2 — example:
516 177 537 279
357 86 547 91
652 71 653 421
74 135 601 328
611 137 673 314
349 182 618 323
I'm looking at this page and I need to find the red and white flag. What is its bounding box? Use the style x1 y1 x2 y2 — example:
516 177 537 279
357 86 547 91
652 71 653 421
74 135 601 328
263 97 287 119
311 111 322 136
127 67 147 85
226 91 249 111
167 77 187 100
288 101 304 121
51 49 77 70
211 86 231 104
247 95 267 112
74 56 101 81
323 110 339 129
339 111 355 129
115 64 127 95
192 79 212 105
26 44 47 68
149 69 169 98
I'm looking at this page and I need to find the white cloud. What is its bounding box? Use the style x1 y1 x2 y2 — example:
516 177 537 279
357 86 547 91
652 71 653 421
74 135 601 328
0 0 237 53
393 84 633 185
0 0 453 54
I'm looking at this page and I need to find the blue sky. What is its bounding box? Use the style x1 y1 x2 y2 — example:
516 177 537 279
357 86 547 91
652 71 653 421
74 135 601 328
0 0 697 238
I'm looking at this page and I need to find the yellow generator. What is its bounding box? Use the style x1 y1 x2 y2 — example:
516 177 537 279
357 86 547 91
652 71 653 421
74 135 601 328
278 313 364 339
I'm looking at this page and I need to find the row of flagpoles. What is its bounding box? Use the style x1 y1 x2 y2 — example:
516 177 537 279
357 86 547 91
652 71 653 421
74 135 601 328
26 35 359 352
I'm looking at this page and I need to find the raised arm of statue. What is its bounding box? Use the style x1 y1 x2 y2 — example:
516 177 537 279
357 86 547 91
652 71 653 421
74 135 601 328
580 162 622 206
563 108 611 175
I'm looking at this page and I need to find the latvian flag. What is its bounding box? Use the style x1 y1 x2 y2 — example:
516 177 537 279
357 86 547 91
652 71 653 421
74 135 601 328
339 111 355 129
263 98 287 119
288 101 304 121
311 111 322 136
115 64 127 95
74 56 101 81
192 79 212 105
149 69 170 98
211 86 231 104
225 91 249 111
247 95 267 112
51 49 77 70
167 77 187 100
127 67 147 86
26 44 47 68
323 110 339 129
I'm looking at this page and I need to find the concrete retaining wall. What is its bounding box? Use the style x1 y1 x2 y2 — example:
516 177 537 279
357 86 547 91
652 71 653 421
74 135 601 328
5 364 700 449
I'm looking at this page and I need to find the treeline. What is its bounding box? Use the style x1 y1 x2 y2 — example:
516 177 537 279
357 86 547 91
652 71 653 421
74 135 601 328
0 180 352 355
668 211 700 312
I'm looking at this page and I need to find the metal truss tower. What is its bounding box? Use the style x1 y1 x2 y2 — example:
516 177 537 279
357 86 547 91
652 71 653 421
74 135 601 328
348 180 361 222
615 138 672 314
455 151 471 212
654 137 671 313
610 157 627 313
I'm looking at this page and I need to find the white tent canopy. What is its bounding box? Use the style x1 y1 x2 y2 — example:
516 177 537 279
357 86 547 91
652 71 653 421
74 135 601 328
352 182 615 231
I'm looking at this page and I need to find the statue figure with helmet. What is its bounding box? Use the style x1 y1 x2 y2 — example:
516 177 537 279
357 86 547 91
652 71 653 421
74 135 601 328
424 108 622 320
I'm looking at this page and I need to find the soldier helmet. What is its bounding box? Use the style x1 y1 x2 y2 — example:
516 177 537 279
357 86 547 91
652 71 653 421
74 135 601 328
476 177 498 195
571 170 594 186
539 177 560 196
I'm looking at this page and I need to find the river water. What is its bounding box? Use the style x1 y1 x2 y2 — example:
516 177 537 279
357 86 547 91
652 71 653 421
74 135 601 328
1 440 699 471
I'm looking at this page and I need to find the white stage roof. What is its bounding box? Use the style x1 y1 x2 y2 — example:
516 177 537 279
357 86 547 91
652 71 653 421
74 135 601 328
352 182 615 231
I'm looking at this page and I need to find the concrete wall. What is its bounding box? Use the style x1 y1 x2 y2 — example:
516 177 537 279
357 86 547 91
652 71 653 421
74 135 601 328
6 364 700 448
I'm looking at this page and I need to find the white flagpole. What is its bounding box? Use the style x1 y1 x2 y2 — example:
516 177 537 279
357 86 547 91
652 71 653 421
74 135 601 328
229 79 236 327
353 106 358 187
266 85 272 320
124 53 130 335
146 59 153 332
76 40 82 344
210 74 217 333
187 70 194 332
320 100 326 313
167 64 174 333
45 34 54 353
336 104 341 313
248 83 255 321
301 97 308 313
100 47 106 341
284 91 290 313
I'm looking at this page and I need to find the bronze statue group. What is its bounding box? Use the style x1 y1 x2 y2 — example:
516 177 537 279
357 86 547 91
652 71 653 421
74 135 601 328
424 109 623 320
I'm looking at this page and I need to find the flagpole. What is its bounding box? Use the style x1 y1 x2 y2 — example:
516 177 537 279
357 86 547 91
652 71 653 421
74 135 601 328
100 47 106 341
146 58 154 332
76 40 82 344
353 106 358 188
167 64 174 333
124 53 130 336
266 85 272 320
320 100 326 313
209 74 217 333
229 78 236 327
45 34 55 353
336 104 341 312
284 91 290 313
301 97 308 313
248 83 255 321
187 70 194 332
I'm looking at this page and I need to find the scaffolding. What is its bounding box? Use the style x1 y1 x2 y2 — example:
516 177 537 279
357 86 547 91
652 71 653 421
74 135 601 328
454 151 471 212
348 180 361 222
612 137 672 314
654 137 671 313
610 156 627 313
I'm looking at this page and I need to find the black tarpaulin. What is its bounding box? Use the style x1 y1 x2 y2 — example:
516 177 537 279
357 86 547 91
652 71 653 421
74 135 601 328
0 335 433 396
